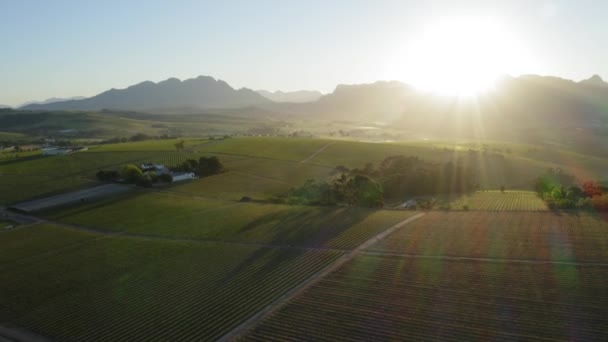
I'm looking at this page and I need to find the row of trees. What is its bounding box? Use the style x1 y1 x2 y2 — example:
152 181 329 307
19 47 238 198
171 156 224 176
281 156 476 208
535 168 608 210
97 165 173 187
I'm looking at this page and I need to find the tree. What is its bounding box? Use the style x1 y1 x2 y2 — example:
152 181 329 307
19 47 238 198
582 181 603 198
158 173 173 183
197 156 223 176
345 175 384 208
121 164 143 183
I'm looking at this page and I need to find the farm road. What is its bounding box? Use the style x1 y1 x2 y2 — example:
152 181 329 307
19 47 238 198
300 143 334 163
219 212 427 341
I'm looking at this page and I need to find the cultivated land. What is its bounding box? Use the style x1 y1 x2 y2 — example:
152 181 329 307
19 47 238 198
446 190 549 211
49 192 416 249
0 225 343 340
241 253 608 341
240 211 608 341
2 136 608 340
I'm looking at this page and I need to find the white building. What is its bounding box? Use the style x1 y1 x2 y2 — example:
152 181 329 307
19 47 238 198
172 172 197 182
42 147 72 156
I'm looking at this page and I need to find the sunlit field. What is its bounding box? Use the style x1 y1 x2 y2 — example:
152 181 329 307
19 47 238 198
241 254 608 341
446 190 549 211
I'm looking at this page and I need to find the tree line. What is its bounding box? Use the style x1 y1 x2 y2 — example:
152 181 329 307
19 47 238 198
535 168 608 210
280 155 476 208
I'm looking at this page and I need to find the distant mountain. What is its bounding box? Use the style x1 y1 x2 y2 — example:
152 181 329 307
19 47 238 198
21 76 271 111
256 90 323 103
19 96 86 108
0 104 10 109
579 74 607 87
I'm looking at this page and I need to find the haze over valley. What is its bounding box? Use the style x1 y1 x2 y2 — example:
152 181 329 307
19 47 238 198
2 1 608 341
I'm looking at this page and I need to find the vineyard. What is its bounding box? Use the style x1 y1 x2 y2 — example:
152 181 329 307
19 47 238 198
241 254 608 341
367 211 608 262
0 234 343 341
0 224 97 266
49 193 416 249
447 190 549 211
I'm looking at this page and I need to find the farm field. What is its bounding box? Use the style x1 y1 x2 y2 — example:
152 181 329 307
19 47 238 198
367 212 608 262
196 137 334 161
49 192 416 249
0 229 343 341
0 224 98 266
88 138 208 152
0 152 155 205
446 190 549 211
170 157 333 200
241 254 608 341
170 171 291 200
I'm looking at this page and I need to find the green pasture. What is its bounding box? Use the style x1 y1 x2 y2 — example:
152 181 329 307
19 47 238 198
49 192 415 249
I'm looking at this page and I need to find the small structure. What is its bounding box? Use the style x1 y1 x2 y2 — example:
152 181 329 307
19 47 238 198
42 146 87 156
140 163 165 172
42 147 72 156
172 172 197 182
401 199 418 209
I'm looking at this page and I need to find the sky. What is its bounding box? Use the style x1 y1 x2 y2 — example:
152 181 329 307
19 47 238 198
1 0 607 106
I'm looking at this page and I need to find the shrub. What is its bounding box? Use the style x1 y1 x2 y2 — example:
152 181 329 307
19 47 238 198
158 173 173 183
121 164 144 183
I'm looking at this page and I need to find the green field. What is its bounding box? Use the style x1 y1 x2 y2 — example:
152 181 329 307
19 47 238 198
445 190 549 211
242 253 608 341
89 138 208 152
196 137 334 161
0 224 98 266
50 192 416 249
0 224 342 340
0 151 161 204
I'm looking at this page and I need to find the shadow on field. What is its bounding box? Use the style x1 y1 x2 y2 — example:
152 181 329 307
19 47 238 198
238 206 373 248
219 207 372 283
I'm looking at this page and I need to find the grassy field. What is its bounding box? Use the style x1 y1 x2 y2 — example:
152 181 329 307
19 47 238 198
170 157 333 200
50 192 416 249
0 224 98 266
241 253 608 341
170 171 291 200
88 138 208 152
196 137 334 161
367 211 608 262
0 226 342 340
445 190 549 211
0 151 162 205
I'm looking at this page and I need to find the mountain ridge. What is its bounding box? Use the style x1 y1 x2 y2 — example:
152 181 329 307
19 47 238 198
21 76 270 111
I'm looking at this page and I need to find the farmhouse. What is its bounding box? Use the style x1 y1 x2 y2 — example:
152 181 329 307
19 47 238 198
172 172 197 182
140 163 165 171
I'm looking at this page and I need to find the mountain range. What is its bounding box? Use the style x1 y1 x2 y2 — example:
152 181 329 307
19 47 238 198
21 76 270 111
256 90 323 103
18 74 608 137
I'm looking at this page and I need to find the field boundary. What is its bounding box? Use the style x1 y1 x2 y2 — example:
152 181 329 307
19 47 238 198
362 250 608 267
300 142 334 163
218 212 426 341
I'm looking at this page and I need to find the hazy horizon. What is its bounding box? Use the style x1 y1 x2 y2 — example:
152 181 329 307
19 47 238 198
2 0 608 105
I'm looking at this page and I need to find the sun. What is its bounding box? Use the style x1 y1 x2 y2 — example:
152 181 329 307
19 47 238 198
391 16 532 96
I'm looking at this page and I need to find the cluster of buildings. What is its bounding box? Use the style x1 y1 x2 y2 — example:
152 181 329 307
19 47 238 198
140 163 197 182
